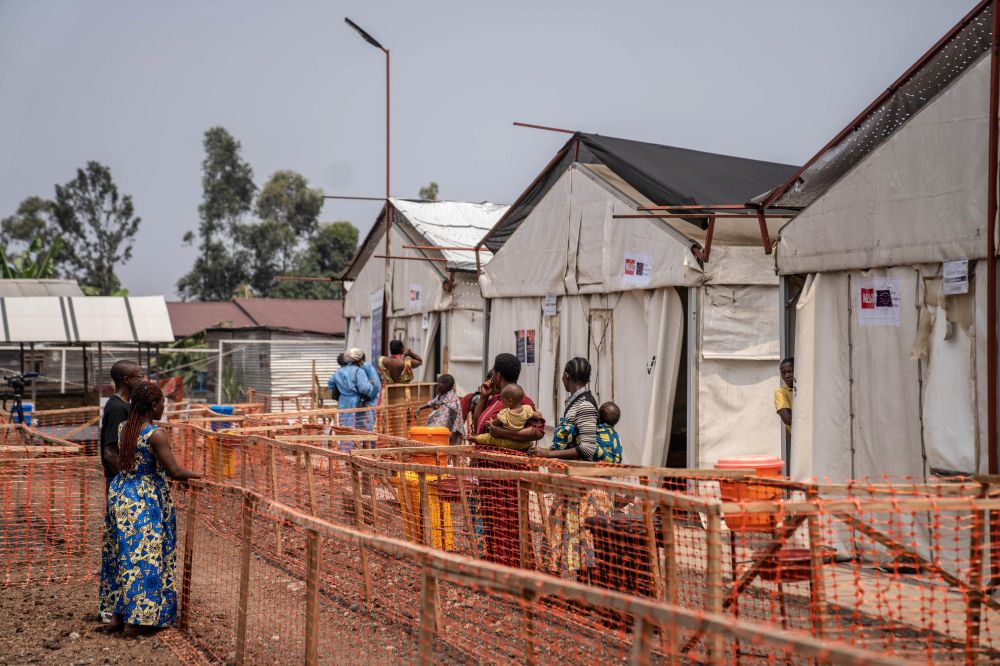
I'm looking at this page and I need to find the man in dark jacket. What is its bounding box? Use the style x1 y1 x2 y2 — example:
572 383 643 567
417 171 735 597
100 360 144 490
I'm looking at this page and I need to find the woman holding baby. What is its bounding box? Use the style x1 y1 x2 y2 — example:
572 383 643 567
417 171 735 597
470 353 544 567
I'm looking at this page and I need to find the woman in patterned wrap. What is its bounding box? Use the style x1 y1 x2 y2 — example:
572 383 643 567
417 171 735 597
99 382 200 636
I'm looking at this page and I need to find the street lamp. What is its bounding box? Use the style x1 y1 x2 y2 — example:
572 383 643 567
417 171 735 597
345 17 391 357
344 18 389 201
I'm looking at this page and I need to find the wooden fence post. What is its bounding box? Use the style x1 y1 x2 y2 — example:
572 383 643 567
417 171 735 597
351 463 373 602
235 493 253 666
659 502 679 666
629 615 655 666
179 487 199 630
304 452 318 516
805 490 829 640
304 529 321 666
518 480 531 569
268 445 282 556
418 471 433 547
418 565 438 666
966 489 988 665
705 510 724 664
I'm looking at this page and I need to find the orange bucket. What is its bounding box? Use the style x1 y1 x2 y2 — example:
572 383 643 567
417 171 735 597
715 455 785 532
408 426 450 466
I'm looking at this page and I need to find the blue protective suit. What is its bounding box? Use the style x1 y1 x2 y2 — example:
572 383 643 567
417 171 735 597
329 363 380 432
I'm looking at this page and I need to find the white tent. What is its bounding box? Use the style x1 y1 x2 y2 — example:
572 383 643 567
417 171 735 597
0 295 174 343
479 132 799 467
768 1 994 482
343 198 508 393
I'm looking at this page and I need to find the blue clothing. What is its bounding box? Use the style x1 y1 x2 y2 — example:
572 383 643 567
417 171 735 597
332 364 380 432
100 424 177 626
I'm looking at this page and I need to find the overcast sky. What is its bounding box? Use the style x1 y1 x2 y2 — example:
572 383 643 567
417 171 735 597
0 0 979 298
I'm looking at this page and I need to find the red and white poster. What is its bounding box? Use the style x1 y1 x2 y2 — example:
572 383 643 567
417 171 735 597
858 277 901 327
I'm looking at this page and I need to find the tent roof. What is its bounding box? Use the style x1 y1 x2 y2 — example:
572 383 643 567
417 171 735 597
760 0 993 210
166 298 344 338
343 198 508 279
0 279 84 297
481 131 798 252
0 296 174 343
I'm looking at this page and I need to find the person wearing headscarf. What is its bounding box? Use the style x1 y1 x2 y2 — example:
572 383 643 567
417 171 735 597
471 353 545 568
332 348 380 435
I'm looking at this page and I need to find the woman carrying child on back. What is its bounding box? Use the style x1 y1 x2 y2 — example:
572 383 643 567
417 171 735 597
99 382 200 636
532 357 622 463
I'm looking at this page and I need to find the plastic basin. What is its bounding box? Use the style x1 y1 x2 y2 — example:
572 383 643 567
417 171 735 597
715 455 785 532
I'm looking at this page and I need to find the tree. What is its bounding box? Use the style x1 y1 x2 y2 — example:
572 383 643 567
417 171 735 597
177 127 256 300
0 196 72 274
270 221 359 299
53 161 141 295
255 170 324 237
0 235 64 279
234 170 328 297
419 181 439 201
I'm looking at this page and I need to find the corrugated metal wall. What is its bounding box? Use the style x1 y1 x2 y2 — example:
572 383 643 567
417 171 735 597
269 341 344 396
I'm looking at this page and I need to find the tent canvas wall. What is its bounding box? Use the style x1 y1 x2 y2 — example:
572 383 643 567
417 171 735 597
480 132 798 468
769 1 995 483
343 198 507 394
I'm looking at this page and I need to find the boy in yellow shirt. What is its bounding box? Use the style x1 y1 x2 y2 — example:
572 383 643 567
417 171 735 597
774 357 794 432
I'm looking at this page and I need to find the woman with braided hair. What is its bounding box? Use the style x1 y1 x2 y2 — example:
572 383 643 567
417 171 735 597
99 382 200 636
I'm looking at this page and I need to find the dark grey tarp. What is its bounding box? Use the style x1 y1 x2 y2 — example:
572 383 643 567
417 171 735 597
482 131 798 252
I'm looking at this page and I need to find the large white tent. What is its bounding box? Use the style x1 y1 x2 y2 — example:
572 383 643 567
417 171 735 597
343 198 508 393
767 0 995 482
479 132 799 467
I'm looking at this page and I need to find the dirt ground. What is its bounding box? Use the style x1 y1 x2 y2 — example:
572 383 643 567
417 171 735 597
0 580 184 666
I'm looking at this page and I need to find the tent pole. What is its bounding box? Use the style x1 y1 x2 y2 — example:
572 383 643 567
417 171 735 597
482 298 491 380
986 0 1000 591
987 0 999 477
686 287 698 469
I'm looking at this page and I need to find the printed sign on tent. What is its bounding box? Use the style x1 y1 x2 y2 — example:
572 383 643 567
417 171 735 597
515 329 536 365
622 250 652 287
408 284 423 308
858 277 901 327
543 295 557 317
943 259 969 296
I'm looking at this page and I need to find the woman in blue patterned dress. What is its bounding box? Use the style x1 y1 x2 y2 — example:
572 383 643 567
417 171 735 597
99 382 200 636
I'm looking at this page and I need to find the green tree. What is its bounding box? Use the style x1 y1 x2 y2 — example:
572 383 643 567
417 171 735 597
0 235 64 279
270 221 358 299
419 181 439 201
236 170 327 297
53 161 141 295
177 127 256 300
255 170 324 237
0 196 73 274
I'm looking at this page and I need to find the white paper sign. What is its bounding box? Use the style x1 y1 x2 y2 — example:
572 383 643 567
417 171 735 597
943 259 969 296
543 295 557 317
421 313 429 330
623 251 652 287
858 277 901 327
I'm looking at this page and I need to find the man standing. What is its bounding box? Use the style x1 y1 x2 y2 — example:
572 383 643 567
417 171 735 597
100 360 144 490
377 339 422 384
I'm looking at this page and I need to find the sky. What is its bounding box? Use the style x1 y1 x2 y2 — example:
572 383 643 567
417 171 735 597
0 0 980 298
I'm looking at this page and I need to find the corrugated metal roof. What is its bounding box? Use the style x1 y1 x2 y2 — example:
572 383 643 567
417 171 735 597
389 198 508 271
166 301 255 338
0 296 174 343
233 298 345 336
0 279 84 297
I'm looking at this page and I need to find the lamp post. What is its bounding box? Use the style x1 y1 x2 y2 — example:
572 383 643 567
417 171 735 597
345 17 391 356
